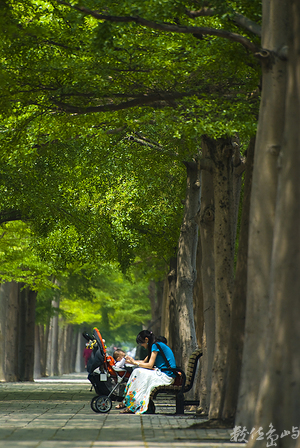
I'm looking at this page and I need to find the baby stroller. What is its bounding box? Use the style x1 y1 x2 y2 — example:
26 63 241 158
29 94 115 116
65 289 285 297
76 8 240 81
82 328 132 413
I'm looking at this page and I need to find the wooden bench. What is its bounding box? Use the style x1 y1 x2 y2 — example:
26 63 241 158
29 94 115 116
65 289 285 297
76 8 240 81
149 348 203 414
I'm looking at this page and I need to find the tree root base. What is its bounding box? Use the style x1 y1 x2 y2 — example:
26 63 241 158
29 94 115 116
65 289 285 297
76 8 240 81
188 418 234 429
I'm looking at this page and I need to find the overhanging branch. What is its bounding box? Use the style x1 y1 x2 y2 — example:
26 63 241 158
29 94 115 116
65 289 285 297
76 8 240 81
126 134 179 158
55 1 260 54
52 91 198 114
0 210 23 224
185 8 261 37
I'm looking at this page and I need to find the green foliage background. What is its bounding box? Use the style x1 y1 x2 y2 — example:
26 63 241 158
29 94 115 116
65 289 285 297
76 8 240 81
0 0 261 341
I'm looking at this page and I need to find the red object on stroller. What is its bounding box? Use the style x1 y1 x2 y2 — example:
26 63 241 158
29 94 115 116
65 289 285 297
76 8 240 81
82 328 132 413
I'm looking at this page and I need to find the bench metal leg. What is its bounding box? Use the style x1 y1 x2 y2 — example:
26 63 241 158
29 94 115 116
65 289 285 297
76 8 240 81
175 392 184 414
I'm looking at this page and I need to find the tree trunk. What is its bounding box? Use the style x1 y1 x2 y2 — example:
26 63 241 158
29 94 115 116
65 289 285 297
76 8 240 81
70 326 77 372
34 325 41 379
173 161 200 368
24 288 36 381
167 257 177 350
18 285 27 380
236 0 288 429
160 276 170 343
63 324 74 374
247 1 298 445
155 279 164 336
197 145 215 414
38 323 49 377
148 280 162 335
0 283 8 381
58 322 64 375
18 285 36 381
75 328 85 372
222 136 255 422
206 136 235 420
193 235 204 349
192 235 204 401
47 297 59 376
232 135 243 246
198 325 208 415
5 282 19 382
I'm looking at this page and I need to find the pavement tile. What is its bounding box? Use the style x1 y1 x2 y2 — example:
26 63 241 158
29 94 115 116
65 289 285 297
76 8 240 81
0 373 246 448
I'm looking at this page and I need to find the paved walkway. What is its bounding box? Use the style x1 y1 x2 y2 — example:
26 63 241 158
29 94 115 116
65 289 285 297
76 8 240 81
0 373 245 448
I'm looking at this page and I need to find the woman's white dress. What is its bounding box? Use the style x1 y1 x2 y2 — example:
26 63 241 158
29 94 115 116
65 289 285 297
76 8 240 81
123 367 174 414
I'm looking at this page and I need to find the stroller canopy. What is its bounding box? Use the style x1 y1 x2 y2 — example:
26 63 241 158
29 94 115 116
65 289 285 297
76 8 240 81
84 328 115 375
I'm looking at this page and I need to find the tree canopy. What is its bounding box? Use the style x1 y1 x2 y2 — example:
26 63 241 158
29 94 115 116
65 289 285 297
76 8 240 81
0 0 262 338
0 0 261 266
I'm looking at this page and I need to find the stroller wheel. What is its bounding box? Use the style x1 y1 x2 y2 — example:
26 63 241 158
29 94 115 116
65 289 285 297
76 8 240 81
94 395 112 413
91 396 100 413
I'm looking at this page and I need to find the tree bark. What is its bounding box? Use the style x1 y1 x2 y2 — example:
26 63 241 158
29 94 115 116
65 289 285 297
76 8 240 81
198 324 208 414
198 139 215 414
18 285 27 381
236 0 288 429
58 321 64 375
173 161 200 368
222 136 255 422
5 282 19 382
0 283 8 382
148 280 162 335
47 297 59 376
160 276 170 343
34 325 41 379
70 326 77 372
24 287 36 381
192 234 204 401
167 257 177 350
248 1 299 445
155 279 164 336
193 234 204 349
38 323 49 377
17 285 37 381
205 136 235 420
75 328 86 372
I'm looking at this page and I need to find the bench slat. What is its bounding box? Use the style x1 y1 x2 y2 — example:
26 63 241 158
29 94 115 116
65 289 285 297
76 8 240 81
150 349 203 414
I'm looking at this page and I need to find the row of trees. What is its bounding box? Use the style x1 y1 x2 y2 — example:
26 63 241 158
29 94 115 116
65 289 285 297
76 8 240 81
0 222 154 379
1 0 299 446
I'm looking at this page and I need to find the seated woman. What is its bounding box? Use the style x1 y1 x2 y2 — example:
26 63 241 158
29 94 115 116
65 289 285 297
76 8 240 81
120 330 176 414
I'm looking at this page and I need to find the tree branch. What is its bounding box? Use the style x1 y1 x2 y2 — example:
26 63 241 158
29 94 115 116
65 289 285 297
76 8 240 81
126 135 179 158
134 132 163 147
0 210 23 224
51 90 198 114
185 8 261 37
127 135 162 150
185 7 215 18
234 158 246 176
55 1 260 53
231 13 261 38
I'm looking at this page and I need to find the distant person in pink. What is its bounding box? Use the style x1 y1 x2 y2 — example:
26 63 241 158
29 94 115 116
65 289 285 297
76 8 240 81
83 343 92 369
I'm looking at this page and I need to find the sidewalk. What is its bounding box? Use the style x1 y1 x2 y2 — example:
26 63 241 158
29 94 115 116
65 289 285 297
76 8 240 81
0 372 245 448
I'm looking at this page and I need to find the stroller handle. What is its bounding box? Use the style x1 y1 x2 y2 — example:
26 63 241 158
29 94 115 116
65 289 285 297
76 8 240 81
82 332 94 342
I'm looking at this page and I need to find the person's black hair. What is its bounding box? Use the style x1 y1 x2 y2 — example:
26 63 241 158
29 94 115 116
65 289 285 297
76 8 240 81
136 330 156 361
156 336 167 344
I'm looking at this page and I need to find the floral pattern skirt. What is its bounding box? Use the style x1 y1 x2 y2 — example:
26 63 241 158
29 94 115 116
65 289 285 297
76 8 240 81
123 368 174 414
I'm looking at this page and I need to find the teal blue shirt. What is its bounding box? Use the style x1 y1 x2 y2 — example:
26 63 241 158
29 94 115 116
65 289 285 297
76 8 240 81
152 342 176 378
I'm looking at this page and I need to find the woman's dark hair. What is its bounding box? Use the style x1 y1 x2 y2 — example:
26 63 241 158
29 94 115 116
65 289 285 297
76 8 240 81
156 336 167 344
136 330 156 361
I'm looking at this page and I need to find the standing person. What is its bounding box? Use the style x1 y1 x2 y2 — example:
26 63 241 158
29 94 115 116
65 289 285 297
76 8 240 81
83 343 92 369
121 330 176 414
